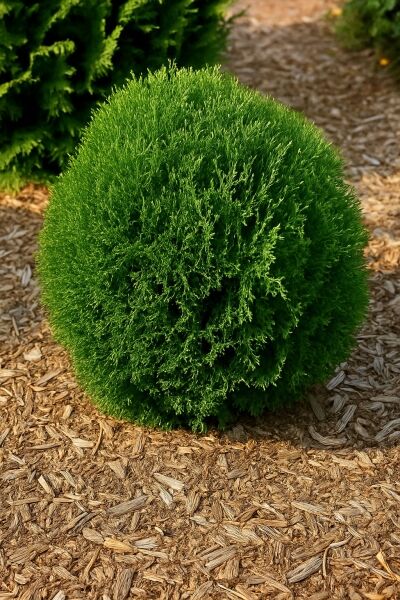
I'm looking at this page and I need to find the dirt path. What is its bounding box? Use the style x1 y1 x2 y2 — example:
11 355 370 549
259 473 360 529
1 2 400 598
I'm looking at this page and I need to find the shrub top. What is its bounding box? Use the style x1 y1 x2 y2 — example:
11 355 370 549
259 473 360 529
38 67 369 431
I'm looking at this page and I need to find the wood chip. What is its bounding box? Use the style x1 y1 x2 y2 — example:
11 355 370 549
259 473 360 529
113 568 135 600
249 574 291 594
375 418 400 442
108 495 148 516
51 593 66 600
23 347 42 362
8 543 48 565
286 555 323 583
82 528 104 544
0 428 10 446
62 511 94 532
153 472 184 491
336 404 357 433
291 501 328 515
1 468 27 481
134 537 158 550
53 565 76 580
203 546 238 570
376 550 400 582
223 524 263 545
191 581 213 600
9 497 41 506
62 405 73 419
0 369 25 379
326 370 345 390
219 556 240 580
227 467 247 480
34 368 63 386
132 431 145 454
71 437 94 448
157 484 173 507
216 583 256 600
308 426 347 447
103 538 135 553
309 396 326 421
371 395 400 404
107 459 126 479
186 490 201 515
38 474 53 495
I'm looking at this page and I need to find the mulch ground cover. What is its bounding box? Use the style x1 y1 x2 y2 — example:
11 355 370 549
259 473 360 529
1 1 400 598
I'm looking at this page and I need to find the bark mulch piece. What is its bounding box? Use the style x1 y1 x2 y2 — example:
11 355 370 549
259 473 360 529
1 1 400 598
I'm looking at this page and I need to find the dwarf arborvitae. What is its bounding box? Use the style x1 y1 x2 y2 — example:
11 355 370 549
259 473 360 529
38 67 369 431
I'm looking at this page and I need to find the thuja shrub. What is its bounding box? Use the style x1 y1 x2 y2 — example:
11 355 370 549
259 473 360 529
38 67 369 431
0 0 231 190
336 0 400 68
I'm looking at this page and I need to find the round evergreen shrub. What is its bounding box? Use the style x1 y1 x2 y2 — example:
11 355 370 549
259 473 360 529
38 67 369 431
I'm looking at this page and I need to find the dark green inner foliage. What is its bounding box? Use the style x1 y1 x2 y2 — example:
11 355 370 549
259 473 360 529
38 67 369 431
336 0 400 68
0 0 232 190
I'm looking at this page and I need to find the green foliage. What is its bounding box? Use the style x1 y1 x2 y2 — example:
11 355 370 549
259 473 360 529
0 0 232 190
38 67 369 431
336 0 400 66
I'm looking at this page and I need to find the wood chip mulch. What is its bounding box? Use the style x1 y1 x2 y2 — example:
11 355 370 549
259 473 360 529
1 1 400 598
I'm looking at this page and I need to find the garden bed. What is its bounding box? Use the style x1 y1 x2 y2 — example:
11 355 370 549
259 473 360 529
1 0 400 598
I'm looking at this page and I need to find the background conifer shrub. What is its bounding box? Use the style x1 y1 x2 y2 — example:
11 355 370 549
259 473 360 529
0 0 231 190
336 0 400 69
38 67 369 432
